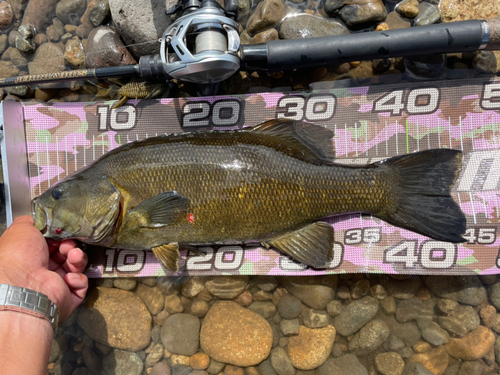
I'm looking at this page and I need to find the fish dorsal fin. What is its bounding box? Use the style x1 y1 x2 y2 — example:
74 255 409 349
128 191 189 228
246 119 336 164
152 243 180 271
262 221 334 268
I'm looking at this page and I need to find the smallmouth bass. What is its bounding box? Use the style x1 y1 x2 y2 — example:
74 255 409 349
31 119 466 271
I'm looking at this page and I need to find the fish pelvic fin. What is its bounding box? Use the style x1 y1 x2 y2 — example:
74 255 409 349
262 221 334 268
153 243 180 271
376 149 466 243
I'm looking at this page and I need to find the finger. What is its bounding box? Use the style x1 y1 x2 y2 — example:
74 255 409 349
58 240 79 256
66 248 88 273
47 239 62 254
64 273 88 307
11 215 34 227
48 260 67 278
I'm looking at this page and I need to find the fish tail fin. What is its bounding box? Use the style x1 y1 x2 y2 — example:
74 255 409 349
377 149 466 243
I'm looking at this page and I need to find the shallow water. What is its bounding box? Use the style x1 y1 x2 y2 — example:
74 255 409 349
0 0 499 374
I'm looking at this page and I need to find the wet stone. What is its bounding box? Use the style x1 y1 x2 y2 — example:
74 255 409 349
396 297 423 323
161 313 200 356
64 38 85 69
151 360 171 375
288 325 336 370
381 296 396 315
379 315 421 347
334 296 379 336
246 0 285 36
85 26 136 68
207 359 225 374
385 335 405 351
348 319 390 356
396 0 419 18
88 0 111 27
0 2 14 29
34 34 47 47
253 290 272 301
371 284 388 299
136 284 164 315
276 294 301 320
250 28 278 44
279 14 349 39
351 279 371 299
77 287 152 351
255 276 278 292
457 361 483 375
190 353 210 370
383 278 422 300
446 326 495 360
152 324 162 343
56 0 87 25
302 308 330 329
248 301 276 319
385 11 411 29
413 340 431 353
316 354 369 375
375 352 405 375
154 310 169 326
191 300 210 317
82 346 102 373
280 276 337 310
401 363 434 375
437 299 458 315
53 17 65 36
336 286 350 300
438 305 480 337
339 0 387 29
326 300 343 316
331 342 343 358
165 294 184 313
270 347 295 375
171 354 191 366
205 276 248 299
182 278 206 298
113 278 136 291
16 24 36 53
46 25 60 42
418 321 450 346
414 2 440 26
280 318 300 336
424 276 486 306
146 342 164 367
200 301 272 366
172 364 194 375
323 0 350 13
409 346 449 375
473 50 497 73
103 349 144 375
235 290 252 307
0 34 7 54
224 366 244 375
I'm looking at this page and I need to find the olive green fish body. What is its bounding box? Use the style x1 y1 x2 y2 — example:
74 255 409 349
32 120 466 271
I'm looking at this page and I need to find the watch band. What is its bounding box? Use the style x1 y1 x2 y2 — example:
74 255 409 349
0 284 59 330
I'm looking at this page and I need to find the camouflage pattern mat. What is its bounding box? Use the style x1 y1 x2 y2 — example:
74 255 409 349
21 77 500 277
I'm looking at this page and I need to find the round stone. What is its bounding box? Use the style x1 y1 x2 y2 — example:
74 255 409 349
161 313 200 356
56 0 87 25
348 319 390 356
446 326 495 360
164 294 184 313
181 278 206 298
0 2 14 29
136 284 164 315
316 354 368 375
375 352 404 375
191 300 210 317
270 347 295 375
438 306 480 337
334 296 379 336
280 276 338 310
279 14 349 39
151 360 171 375
302 308 330 329
113 278 137 291
287 325 336 370
278 294 302 319
85 26 136 68
424 276 486 306
103 349 144 375
16 24 36 53
77 287 152 351
248 301 276 319
205 276 248 299
64 38 86 69
190 353 210 370
200 301 272 366
409 346 449 375
145 343 165 367
246 0 285 35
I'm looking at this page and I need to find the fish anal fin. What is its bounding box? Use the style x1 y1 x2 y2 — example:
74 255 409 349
129 191 189 228
263 221 334 268
246 119 336 163
153 243 180 271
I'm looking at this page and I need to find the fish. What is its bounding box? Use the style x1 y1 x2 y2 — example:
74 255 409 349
31 119 466 271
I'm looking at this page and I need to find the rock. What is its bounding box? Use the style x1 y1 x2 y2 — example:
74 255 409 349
34 34 47 47
154 310 169 326
181 278 206 298
248 301 276 319
385 11 411 30
16 23 36 53
336 286 350 300
373 58 392 74
88 0 110 27
200 301 272 366
190 353 210 370
146 343 165 367
161 314 200 356
385 335 405 351
438 306 480 337
46 25 60 42
280 319 300 336
0 60 18 78
208 359 226 374
279 14 349 39
246 0 285 36
235 290 252 307
334 296 379 336
396 0 419 18
165 294 184 313
379 315 421 347
77 287 152 351
82 346 102 373
250 28 278 44
414 2 440 26
56 0 87 25
446 326 495 360
457 361 483 375
9 47 28 66
350 280 370 299
152 324 162 343
316 354 368 375
85 26 136 68
409 346 449 375
424 276 486 306
383 277 422 299
224 366 244 375
371 284 388 299
113 278 136 290
0 34 7 54
413 341 431 353
287 325 336 370
270 347 295 375
109 0 172 58
302 308 330 329
348 319 390 356
254 276 278 292
375 352 405 375
205 276 248 299
396 297 423 323
21 0 58 35
253 290 272 302
171 355 191 367
323 0 349 13
0 2 14 29
338 0 387 29
103 349 144 375
172 364 193 375
437 299 458 315
64 38 85 69
418 321 450 346
191 300 210 317
280 276 337 310
401 363 434 375
277 294 302 319
473 50 497 73
381 296 396 315
326 300 343 316
136 284 164 315
151 361 172 375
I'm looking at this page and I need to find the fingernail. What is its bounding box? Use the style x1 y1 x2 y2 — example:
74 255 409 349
69 273 81 280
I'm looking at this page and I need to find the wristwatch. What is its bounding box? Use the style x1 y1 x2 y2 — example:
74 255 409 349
0 284 59 330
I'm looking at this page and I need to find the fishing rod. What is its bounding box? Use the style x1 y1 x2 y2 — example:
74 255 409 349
0 0 499 88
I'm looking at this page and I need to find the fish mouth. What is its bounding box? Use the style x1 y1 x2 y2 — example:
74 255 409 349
32 199 49 235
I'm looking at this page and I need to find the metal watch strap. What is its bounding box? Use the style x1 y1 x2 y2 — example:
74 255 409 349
0 284 59 330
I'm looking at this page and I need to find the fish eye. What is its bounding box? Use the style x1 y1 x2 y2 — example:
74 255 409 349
52 186 63 200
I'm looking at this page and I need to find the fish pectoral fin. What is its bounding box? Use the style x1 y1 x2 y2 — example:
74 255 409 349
262 221 334 268
152 243 180 271
247 119 336 163
129 191 189 228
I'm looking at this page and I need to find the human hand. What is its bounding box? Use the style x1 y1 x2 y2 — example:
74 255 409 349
0 215 88 322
